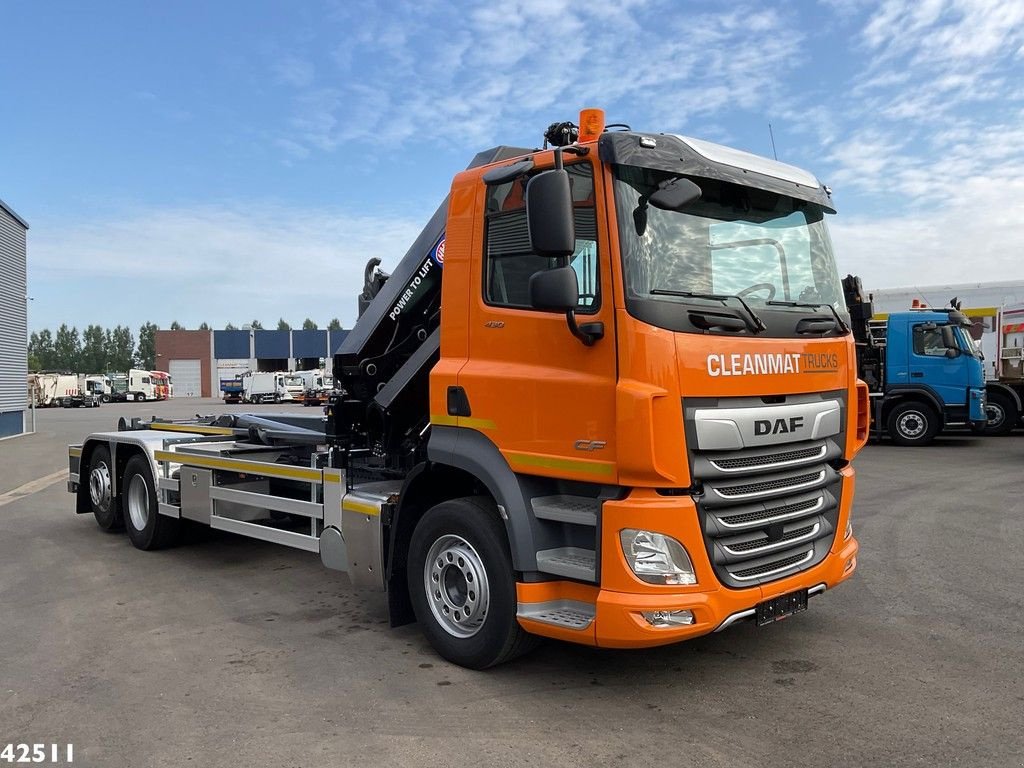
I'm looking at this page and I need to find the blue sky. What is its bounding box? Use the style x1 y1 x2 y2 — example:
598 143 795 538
3 0 1024 332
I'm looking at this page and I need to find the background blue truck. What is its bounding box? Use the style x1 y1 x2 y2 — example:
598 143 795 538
844 275 986 445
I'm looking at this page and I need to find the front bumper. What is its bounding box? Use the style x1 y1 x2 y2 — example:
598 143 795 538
517 468 859 648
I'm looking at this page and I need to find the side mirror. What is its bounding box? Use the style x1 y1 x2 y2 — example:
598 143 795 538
940 325 957 349
526 170 575 257
529 266 578 312
945 348 959 359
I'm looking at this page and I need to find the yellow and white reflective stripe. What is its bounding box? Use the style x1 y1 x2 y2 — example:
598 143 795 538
68 446 83 458
147 423 237 436
153 450 322 482
430 413 496 430
505 451 614 477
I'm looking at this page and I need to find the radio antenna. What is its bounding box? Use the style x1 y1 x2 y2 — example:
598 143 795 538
768 123 778 160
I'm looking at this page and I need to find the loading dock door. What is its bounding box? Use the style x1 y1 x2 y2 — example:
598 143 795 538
169 359 202 398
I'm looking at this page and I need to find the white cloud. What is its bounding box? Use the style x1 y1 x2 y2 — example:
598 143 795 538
275 2 806 153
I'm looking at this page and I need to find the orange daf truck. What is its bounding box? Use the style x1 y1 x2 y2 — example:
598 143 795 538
67 109 865 668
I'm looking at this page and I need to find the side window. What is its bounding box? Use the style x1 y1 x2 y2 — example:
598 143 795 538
913 326 947 357
142 376 151 384
483 162 599 312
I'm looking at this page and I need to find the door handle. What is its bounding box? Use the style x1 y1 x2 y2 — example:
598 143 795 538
910 371 924 378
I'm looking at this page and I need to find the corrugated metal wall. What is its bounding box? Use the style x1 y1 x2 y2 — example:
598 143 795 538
0 204 28 433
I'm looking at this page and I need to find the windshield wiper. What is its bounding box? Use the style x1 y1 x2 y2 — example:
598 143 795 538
651 289 767 333
766 300 850 333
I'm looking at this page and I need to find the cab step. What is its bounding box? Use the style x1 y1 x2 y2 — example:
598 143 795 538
531 495 600 526
517 599 596 630
536 547 596 581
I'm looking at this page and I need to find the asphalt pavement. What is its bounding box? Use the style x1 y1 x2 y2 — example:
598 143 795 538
1 400 1022 767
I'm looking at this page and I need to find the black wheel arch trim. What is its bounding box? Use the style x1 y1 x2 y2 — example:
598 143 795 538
424 425 541 573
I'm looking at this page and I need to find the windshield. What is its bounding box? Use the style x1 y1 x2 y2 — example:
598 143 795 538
613 166 847 323
285 376 303 387
955 326 982 357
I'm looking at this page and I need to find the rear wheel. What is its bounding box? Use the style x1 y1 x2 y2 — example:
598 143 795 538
407 496 538 669
888 401 939 446
87 445 122 531
123 455 179 550
984 390 1018 436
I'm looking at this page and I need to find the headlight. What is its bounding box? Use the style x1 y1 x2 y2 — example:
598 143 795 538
619 529 697 585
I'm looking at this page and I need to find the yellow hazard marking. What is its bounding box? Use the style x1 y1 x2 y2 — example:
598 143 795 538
430 414 496 430
146 423 237 436
323 471 343 484
153 450 323 482
68 446 82 457
343 499 380 516
506 452 614 477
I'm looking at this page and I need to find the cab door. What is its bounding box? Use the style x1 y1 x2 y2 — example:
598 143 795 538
910 322 969 409
457 158 618 483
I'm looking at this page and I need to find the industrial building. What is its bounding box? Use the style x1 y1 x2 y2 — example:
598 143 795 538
155 328 349 397
0 198 29 438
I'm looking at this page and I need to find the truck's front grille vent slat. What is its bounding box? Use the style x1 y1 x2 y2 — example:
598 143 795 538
718 496 823 528
723 524 817 554
714 470 824 498
730 550 814 580
710 444 825 471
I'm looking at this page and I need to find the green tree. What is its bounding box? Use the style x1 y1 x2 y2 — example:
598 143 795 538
249 320 263 330
302 318 318 330
109 325 135 371
170 320 184 330
29 329 56 369
198 322 210 331
80 324 108 373
276 318 291 331
54 324 81 371
225 323 238 331
138 322 158 369
327 318 343 331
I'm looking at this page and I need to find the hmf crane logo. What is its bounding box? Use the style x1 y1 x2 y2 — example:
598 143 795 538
705 352 839 377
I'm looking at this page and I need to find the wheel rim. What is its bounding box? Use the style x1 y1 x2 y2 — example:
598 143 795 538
89 461 112 512
986 403 1005 429
127 474 150 531
897 411 926 438
424 534 490 639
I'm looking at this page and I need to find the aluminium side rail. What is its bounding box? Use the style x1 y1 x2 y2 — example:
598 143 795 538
68 420 397 590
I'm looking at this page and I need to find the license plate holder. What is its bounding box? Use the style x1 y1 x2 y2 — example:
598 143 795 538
756 588 808 626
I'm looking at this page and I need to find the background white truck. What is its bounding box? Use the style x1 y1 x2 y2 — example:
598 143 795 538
242 372 291 404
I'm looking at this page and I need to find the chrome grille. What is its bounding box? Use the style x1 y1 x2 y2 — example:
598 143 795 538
686 393 845 588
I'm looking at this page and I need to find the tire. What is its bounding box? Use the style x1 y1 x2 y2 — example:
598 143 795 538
102 394 111 403
122 455 179 550
407 496 539 669
87 445 123 531
887 401 939 446
984 390 1018 436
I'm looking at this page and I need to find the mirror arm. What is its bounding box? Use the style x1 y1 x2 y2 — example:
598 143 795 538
564 310 604 346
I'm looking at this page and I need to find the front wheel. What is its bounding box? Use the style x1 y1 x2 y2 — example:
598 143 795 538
407 497 538 669
123 455 179 550
887 401 939 446
984 390 1019 436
